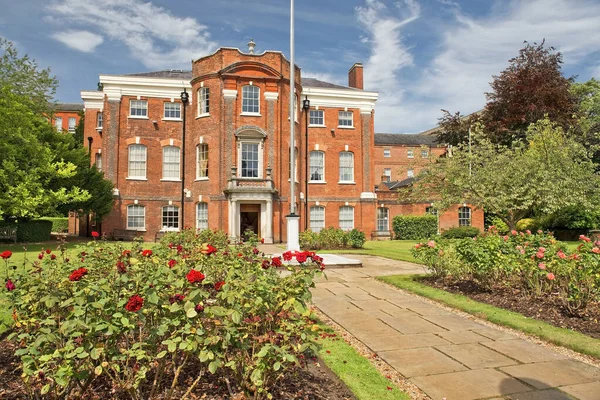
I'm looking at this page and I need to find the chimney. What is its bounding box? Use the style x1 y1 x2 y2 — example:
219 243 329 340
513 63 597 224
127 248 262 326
348 63 363 90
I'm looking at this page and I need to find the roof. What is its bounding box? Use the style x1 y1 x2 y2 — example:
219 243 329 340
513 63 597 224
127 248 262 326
301 77 361 91
53 103 84 112
374 133 440 146
381 178 415 190
119 70 193 79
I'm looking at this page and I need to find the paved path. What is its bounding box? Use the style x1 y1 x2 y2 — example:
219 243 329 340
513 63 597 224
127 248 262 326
302 253 600 400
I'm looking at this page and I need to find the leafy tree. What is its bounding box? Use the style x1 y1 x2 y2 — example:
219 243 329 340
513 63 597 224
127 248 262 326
402 118 600 229
570 78 600 164
484 41 577 145
436 109 482 146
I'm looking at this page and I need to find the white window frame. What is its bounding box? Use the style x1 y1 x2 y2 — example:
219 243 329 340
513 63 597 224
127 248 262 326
161 205 180 231
407 149 414 158
55 116 63 130
96 112 103 128
238 141 262 178
127 205 145 230
196 144 208 180
309 150 325 182
310 206 325 233
95 153 102 172
309 109 324 126
384 149 391 158
162 146 181 181
163 102 181 120
68 117 76 133
377 207 389 232
459 207 472 226
339 206 354 231
339 151 354 183
421 149 429 158
127 144 147 179
196 202 209 231
338 111 353 128
426 206 438 216
198 87 210 117
241 85 260 115
383 168 392 178
129 100 148 118
407 169 414 178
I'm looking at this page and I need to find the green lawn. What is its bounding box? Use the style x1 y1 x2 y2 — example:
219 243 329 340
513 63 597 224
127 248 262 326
314 240 419 263
379 274 600 359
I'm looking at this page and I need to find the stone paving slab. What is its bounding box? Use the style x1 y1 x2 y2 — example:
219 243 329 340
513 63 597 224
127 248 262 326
434 343 518 369
361 333 452 352
482 339 568 364
435 330 491 344
500 360 600 389
379 314 449 334
421 314 487 331
379 347 468 378
411 369 532 400
507 389 575 400
560 382 600 400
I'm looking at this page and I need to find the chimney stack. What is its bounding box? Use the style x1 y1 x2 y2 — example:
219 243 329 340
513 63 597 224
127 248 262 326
348 63 363 90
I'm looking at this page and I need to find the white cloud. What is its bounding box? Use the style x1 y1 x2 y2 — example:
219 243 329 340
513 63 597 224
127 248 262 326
302 70 345 86
356 0 420 132
51 30 104 53
47 0 217 69
357 0 600 133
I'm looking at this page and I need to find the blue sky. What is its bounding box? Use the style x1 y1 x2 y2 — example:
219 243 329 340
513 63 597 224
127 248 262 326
2 0 600 133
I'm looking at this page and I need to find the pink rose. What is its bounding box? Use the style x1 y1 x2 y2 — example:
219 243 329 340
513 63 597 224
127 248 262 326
557 250 566 259
547 273 555 281
427 240 435 248
538 263 546 270
511 230 517 235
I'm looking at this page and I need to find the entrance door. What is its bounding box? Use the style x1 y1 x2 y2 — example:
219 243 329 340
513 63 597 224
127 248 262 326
240 204 261 240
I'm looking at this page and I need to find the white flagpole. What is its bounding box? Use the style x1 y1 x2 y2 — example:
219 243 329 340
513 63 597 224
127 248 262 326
286 0 300 251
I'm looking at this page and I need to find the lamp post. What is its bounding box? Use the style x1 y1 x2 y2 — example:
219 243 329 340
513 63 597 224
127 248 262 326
302 96 310 231
180 89 189 230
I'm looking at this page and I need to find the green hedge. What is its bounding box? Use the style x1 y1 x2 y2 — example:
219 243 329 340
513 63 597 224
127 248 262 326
41 217 69 233
0 220 53 242
440 226 480 239
299 227 366 250
392 215 437 240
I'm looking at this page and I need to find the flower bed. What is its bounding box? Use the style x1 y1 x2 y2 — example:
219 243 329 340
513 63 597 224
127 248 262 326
2 230 327 399
412 229 600 317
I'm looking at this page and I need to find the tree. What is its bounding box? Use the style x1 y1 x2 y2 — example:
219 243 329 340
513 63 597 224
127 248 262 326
484 41 577 145
570 78 600 164
402 118 600 229
436 109 482 146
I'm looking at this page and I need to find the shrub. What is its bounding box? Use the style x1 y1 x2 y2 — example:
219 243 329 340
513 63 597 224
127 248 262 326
0 220 54 242
516 218 538 232
4 229 323 399
440 226 480 239
347 229 366 248
392 215 437 240
485 215 509 234
299 230 320 250
538 206 600 230
41 217 69 233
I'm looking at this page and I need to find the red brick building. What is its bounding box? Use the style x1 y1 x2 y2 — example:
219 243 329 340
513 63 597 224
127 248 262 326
51 103 83 133
81 45 480 242
373 133 484 238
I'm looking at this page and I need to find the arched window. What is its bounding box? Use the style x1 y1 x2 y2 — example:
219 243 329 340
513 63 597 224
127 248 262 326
458 206 471 226
196 202 208 231
339 206 354 231
197 144 208 179
309 151 325 182
161 206 179 231
310 206 325 233
242 85 260 114
127 205 145 230
162 146 180 180
377 207 389 232
128 144 147 179
339 152 354 183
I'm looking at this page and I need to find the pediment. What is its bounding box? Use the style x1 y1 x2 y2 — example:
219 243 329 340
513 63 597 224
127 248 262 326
221 62 282 79
235 125 267 139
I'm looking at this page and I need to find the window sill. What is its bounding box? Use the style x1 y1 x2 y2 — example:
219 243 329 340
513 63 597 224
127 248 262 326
160 229 180 232
309 124 326 128
338 181 356 185
241 112 261 117
337 125 354 129
195 177 209 181
128 116 149 120
309 181 327 184
96 127 103 131
196 113 210 119
160 178 181 182
127 228 146 232
162 118 182 122
126 177 148 181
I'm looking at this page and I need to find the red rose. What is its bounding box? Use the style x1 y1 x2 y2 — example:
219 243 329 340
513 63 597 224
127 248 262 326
141 249 153 257
91 231 100 238
80 252 87 257
116 261 127 273
261 260 270 269
38 253 44 260
253 247 259 255
168 259 177 268
69 267 88 282
195 304 204 313
0 250 12 259
50 254 56 260
125 295 144 312
295 252 307 263
169 294 185 304
45 249 51 254
261 238 265 244
283 251 293 261
122 250 131 257
186 269 206 284
214 281 225 291
271 256 282 267
5 279 15 291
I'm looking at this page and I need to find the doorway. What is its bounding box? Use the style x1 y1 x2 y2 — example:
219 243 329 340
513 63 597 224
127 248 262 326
240 204 261 240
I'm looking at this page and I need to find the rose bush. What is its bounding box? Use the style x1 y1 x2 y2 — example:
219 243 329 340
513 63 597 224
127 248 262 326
4 229 324 399
412 229 600 315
